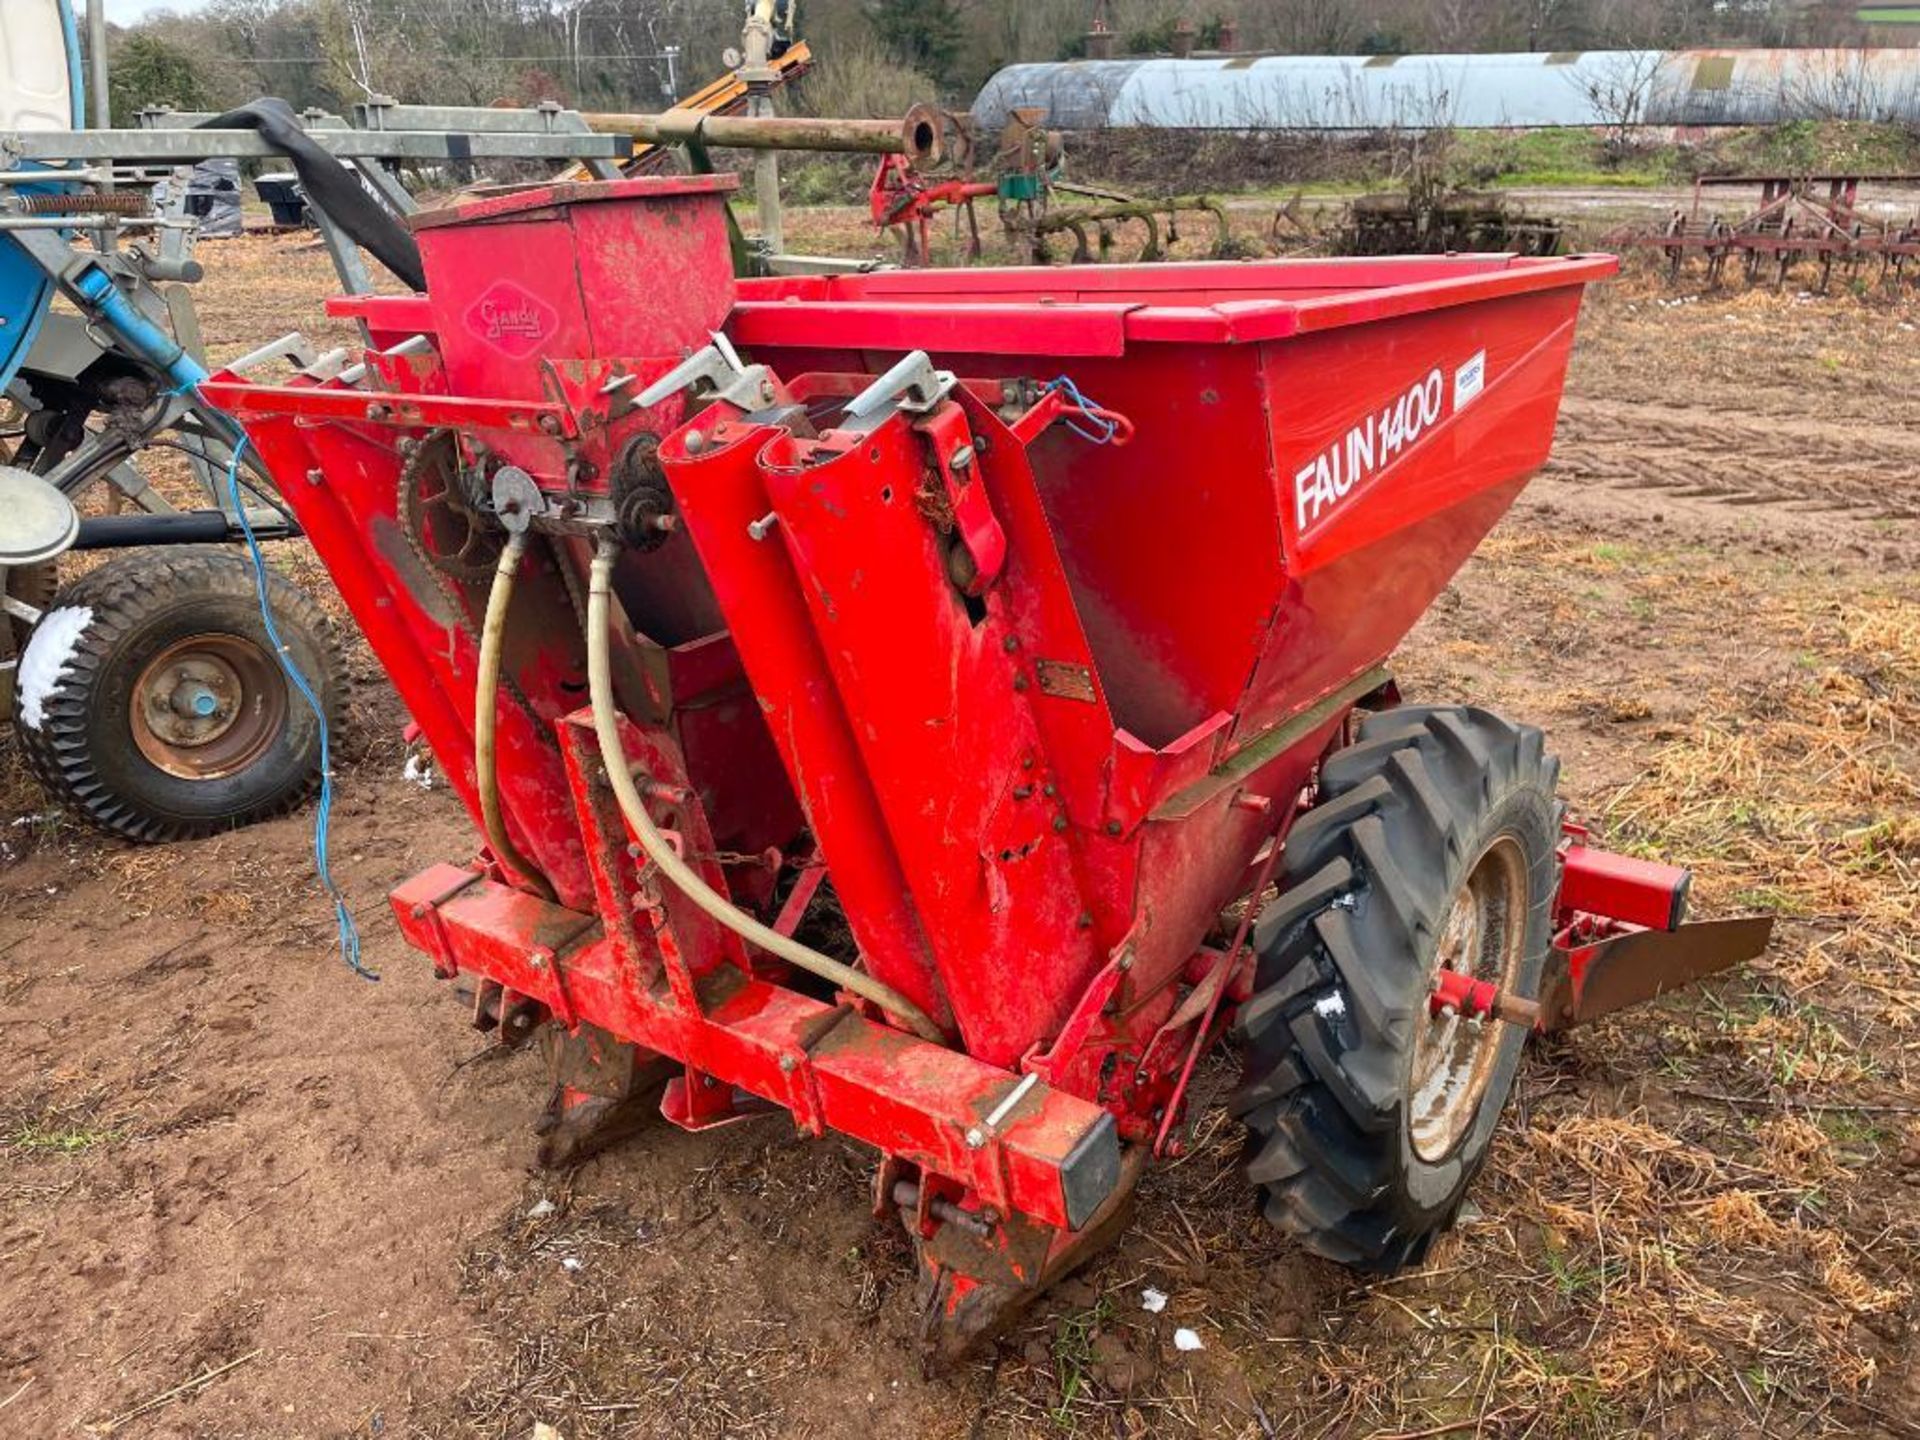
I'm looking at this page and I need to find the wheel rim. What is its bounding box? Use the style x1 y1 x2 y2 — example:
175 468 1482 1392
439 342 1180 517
1408 834 1528 1163
130 633 286 780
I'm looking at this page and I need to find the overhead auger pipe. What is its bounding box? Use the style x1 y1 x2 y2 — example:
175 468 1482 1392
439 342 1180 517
476 531 557 902
584 542 948 1046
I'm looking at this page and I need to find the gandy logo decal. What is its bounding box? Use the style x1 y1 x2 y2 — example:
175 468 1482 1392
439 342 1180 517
1293 350 1486 535
463 279 558 359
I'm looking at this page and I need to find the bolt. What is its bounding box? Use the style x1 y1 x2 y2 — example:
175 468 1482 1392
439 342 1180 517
1439 1003 1457 1019
747 511 779 542
1001 634 1018 653
365 402 391 421
410 904 427 919
1052 815 1068 833
964 1126 986 1150
650 513 679 533
1042 783 1056 798
684 430 706 454
1013 785 1032 800
529 952 547 970
537 414 562 436
1021 755 1035 770
304 467 325 486
949 443 975 473
779 1054 797 1074
1117 950 1134 971
1105 819 1122 837
1012 674 1029 693
1078 912 1093 930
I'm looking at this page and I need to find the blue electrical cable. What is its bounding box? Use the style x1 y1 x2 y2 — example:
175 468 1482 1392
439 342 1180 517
1045 375 1120 444
224 435 375 981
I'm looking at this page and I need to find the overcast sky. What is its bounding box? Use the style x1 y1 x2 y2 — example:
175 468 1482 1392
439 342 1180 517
96 0 206 19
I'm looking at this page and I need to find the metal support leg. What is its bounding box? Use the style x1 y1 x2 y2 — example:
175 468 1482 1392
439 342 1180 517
748 90 783 254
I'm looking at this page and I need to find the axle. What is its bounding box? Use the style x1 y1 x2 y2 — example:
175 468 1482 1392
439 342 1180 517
1429 967 1542 1029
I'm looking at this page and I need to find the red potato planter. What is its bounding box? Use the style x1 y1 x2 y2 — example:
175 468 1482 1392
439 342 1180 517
202 175 1771 1360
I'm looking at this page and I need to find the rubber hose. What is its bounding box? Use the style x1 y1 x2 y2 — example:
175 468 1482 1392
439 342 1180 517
584 543 948 1045
476 531 557 902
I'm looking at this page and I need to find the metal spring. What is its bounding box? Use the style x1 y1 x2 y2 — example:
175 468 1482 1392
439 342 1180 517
15 191 150 216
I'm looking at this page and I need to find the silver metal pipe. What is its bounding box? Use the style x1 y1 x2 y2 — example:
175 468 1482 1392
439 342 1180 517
86 1 110 130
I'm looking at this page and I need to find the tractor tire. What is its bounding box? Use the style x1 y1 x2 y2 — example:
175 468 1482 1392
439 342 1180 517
10 547 346 843
1231 705 1559 1270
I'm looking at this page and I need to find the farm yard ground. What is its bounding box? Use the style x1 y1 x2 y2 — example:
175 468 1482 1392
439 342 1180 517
2 216 1919 1440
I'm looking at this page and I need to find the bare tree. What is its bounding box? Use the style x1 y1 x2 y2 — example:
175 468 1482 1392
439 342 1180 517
1568 50 1669 160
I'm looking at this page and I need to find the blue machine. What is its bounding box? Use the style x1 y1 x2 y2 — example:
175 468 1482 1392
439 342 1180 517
0 0 84 390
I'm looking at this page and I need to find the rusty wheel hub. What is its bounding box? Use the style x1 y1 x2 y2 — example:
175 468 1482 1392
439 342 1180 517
1408 834 1527 1162
131 633 285 780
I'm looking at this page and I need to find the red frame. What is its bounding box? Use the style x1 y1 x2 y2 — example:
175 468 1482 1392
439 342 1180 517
204 177 1626 1305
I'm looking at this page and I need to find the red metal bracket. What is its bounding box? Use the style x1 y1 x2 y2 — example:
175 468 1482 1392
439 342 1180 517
388 867 1121 1232
914 400 1006 595
199 376 578 438
1558 827 1690 932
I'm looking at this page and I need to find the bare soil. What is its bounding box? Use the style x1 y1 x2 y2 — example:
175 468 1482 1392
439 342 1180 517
2 230 1917 1439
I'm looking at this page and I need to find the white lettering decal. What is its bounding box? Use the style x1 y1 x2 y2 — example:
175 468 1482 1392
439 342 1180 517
1292 357 1485 536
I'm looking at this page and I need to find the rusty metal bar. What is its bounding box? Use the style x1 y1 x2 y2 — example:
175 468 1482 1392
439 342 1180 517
583 108 940 163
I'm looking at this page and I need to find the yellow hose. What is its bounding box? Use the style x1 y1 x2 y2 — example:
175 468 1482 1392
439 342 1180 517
476 531 557 901
584 543 947 1045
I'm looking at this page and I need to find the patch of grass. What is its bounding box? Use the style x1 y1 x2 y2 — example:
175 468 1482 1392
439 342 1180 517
1450 128 1669 190
1543 1244 1616 1300
1585 540 1655 570
1050 1298 1113 1425
8 1122 124 1154
1815 1111 1887 1148
1729 885 1808 916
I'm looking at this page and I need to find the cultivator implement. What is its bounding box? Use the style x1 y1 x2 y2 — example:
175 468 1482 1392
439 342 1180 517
870 109 1232 268
1616 173 1920 291
203 176 1771 1360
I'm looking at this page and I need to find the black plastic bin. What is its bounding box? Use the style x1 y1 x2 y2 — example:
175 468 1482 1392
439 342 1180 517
254 172 308 227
